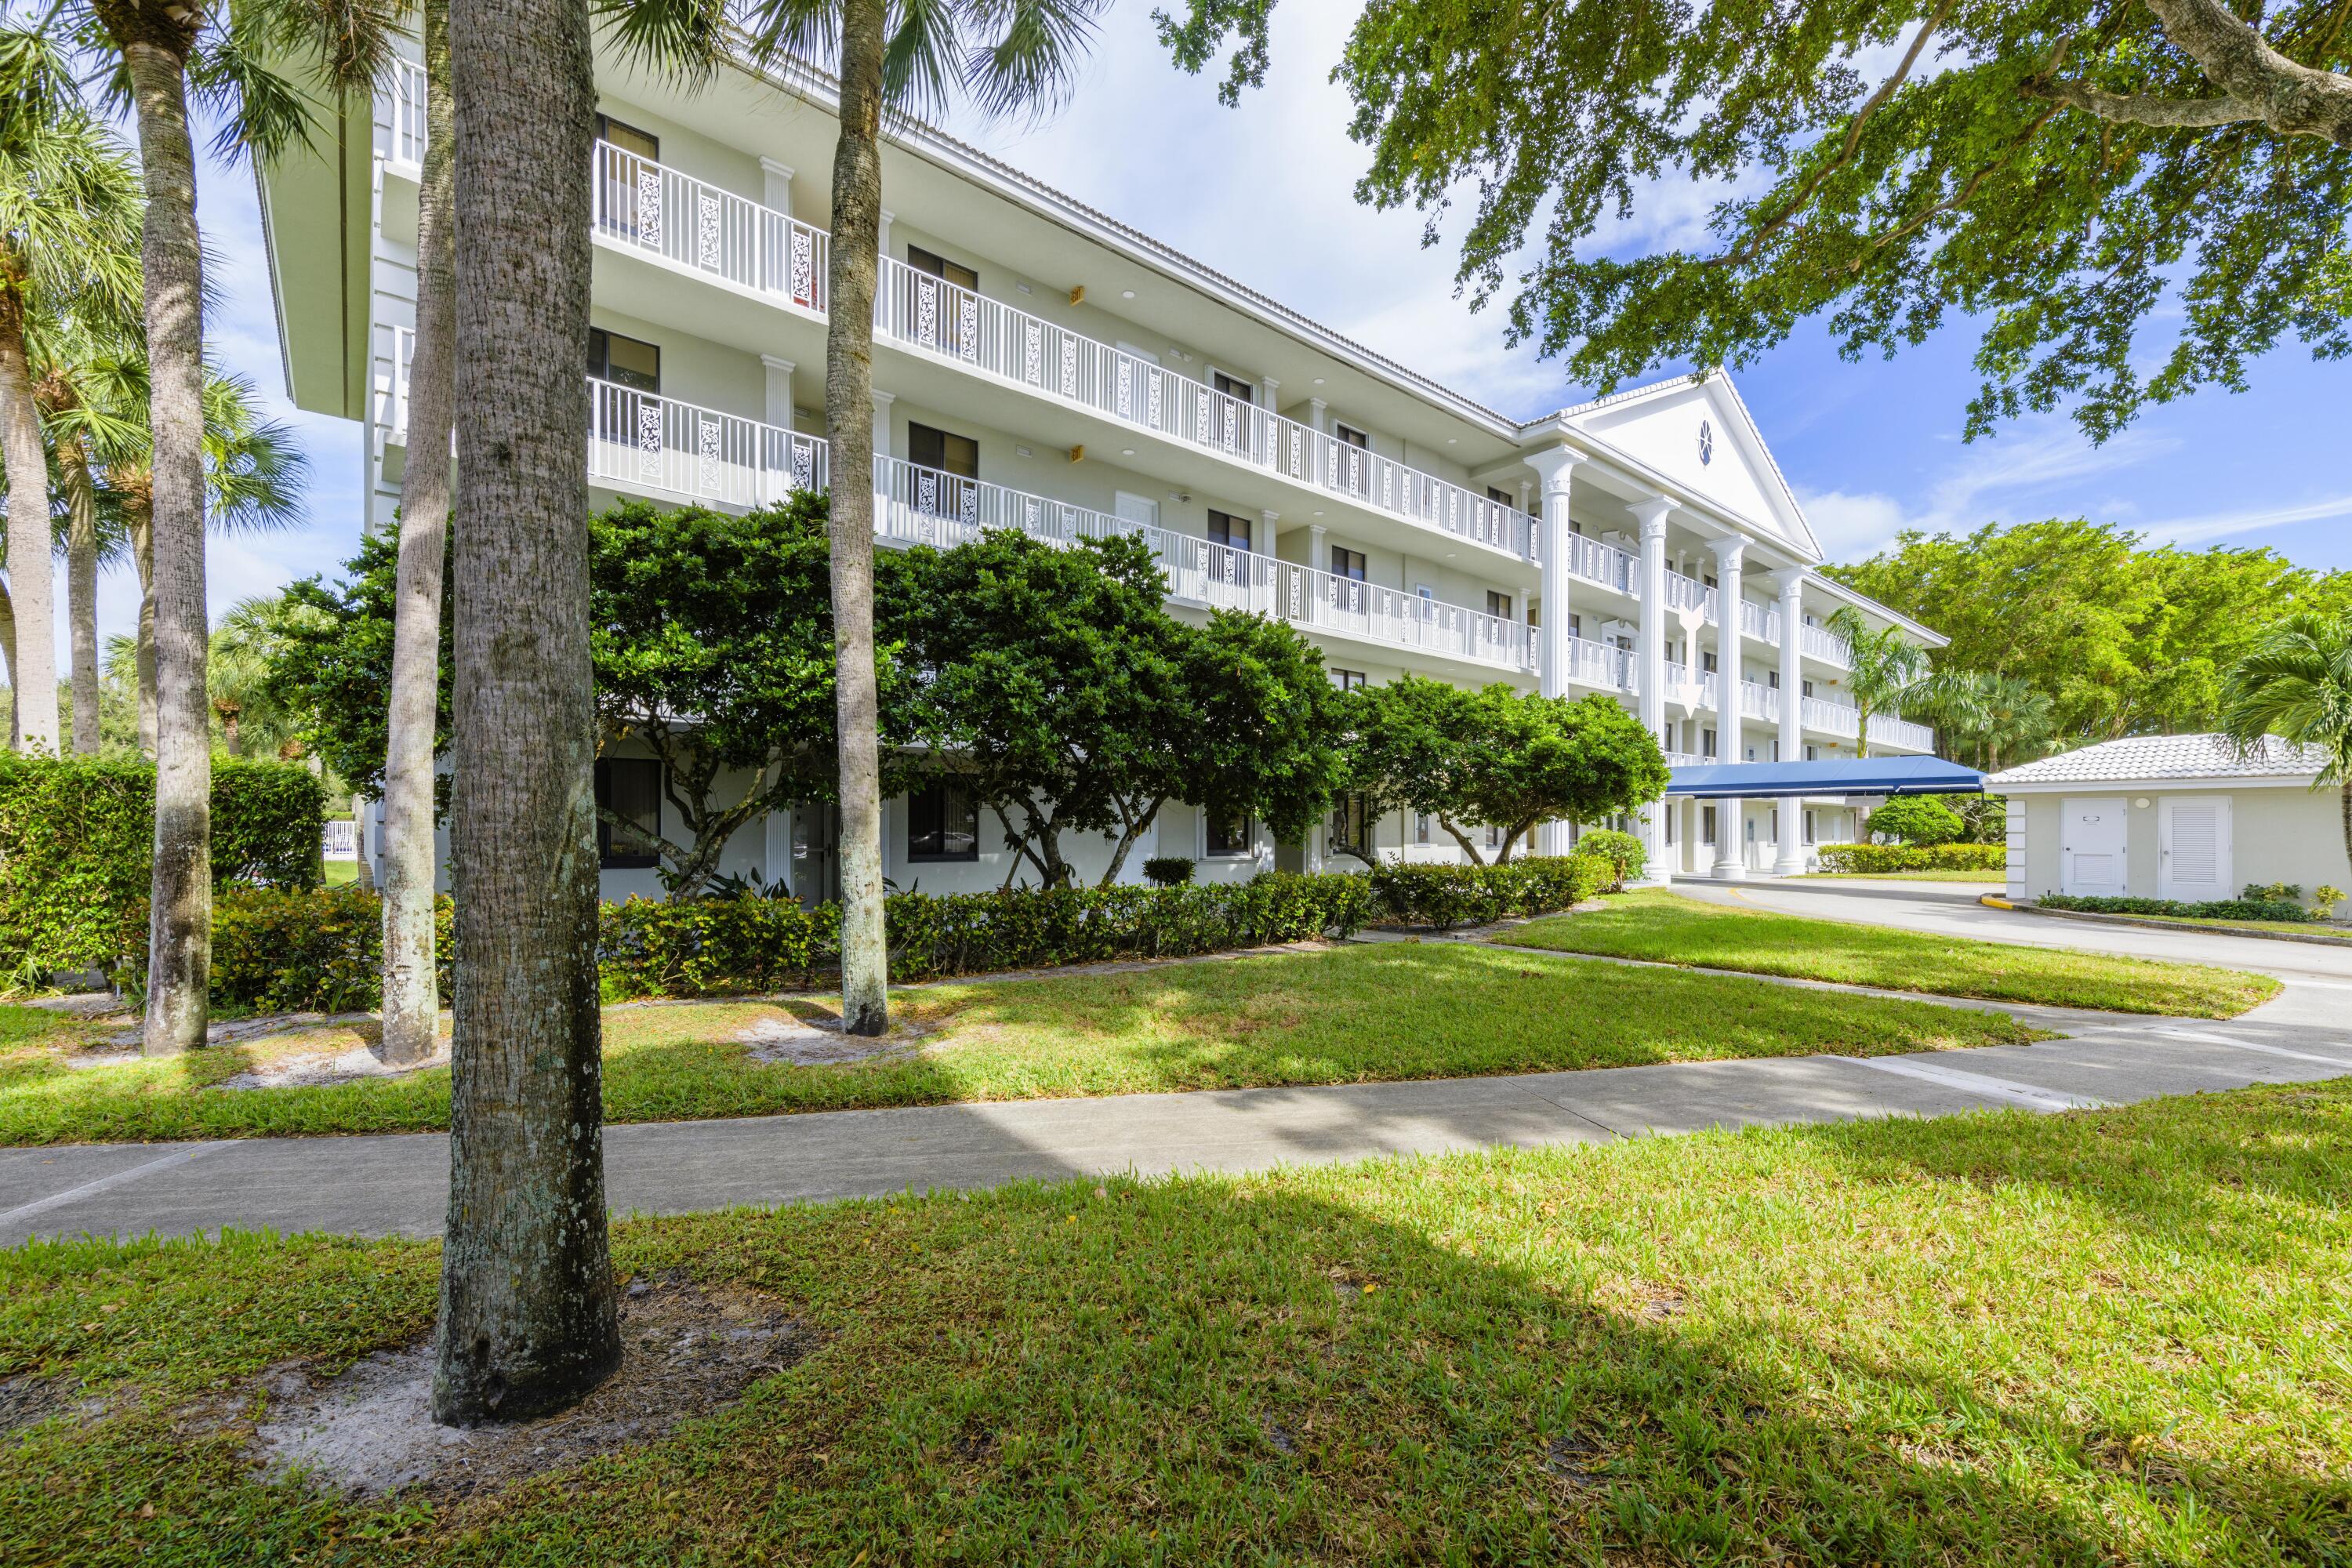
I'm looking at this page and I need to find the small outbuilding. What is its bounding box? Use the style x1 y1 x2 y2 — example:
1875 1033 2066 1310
1984 735 2350 903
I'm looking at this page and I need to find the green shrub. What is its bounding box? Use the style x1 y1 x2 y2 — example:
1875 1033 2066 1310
0 753 327 984
1142 855 1195 887
2242 881 2302 903
1814 841 2006 874
169 873 1381 1009
1366 855 1611 929
2039 893 2310 922
1864 795 1965 846
1575 829 1646 889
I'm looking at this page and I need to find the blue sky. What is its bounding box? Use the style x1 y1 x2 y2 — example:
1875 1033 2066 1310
93 0 2350 646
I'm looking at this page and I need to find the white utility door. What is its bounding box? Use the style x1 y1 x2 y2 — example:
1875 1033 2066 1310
2059 797 2129 897
2158 795 2233 902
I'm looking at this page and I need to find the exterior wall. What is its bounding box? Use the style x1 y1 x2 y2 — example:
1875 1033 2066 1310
2004 784 2352 902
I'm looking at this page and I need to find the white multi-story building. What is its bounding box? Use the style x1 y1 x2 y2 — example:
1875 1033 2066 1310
257 40 1944 899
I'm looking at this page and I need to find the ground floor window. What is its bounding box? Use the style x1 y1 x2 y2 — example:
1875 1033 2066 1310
1210 808 1258 858
1701 727 1717 759
1414 812 1430 846
595 757 662 869
1486 822 1502 851
907 782 979 862
1701 806 1717 846
1327 793 1370 859
1804 808 1818 846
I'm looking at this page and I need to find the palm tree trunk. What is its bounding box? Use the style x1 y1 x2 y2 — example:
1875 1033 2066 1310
433 0 619 1426
381 0 456 1068
114 27 212 1058
2340 779 2351 880
0 583 16 746
0 289 60 753
826 0 891 1036
62 438 102 755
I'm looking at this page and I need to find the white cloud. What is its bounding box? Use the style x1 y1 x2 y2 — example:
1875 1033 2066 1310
2133 494 2352 547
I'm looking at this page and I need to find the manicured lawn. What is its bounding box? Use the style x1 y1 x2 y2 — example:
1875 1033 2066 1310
8 1080 2352 1564
2050 908 2351 939
322 860 359 887
1796 868 2005 883
1502 890 2278 1017
0 944 2044 1145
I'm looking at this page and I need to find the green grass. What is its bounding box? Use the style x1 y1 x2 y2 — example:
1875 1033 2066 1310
0 943 2044 1146
8 1080 2352 1564
1795 868 2005 883
1502 890 2278 1017
2049 908 2351 939
322 860 359 887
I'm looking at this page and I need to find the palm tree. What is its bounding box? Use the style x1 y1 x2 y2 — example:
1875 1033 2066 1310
2220 612 2352 872
430 0 621 1427
0 30 143 753
59 0 385 1054
607 0 1104 1036
207 595 297 757
1824 606 1931 760
381 0 455 1068
35 316 145 756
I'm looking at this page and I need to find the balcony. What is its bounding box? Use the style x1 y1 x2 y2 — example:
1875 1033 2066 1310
1799 696 1933 754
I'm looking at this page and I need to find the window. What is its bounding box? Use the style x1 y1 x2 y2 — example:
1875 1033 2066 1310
595 758 661 869
1568 612 1583 640
587 328 660 393
907 422 978 479
1804 808 1818 846
1416 585 1435 604
1486 822 1503 851
1487 485 1514 509
1486 590 1512 619
594 113 657 159
906 782 978 862
1207 510 1252 551
1702 806 1717 846
1210 371 1255 405
1769 808 1780 840
1767 670 1780 690
906 244 978 290
1334 422 1369 450
1208 808 1256 858
1805 744 1820 762
1332 669 1367 691
1327 793 1370 858
1332 422 1370 495
1330 546 1367 580
1415 812 1430 846
1700 651 1718 674
1701 727 1717 760
1800 679 1815 699
1664 811 1675 846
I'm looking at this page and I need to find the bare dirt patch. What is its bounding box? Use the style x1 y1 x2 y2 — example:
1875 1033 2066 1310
739 1009 931 1065
1 1371 89 1437
253 1272 814 1500
211 1038 451 1091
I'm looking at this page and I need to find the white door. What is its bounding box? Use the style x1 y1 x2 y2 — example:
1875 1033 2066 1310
2059 797 2129 897
2158 795 2233 902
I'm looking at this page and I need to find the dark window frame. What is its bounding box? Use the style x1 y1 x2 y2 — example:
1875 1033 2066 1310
906 782 981 862
906 244 978 290
1207 510 1253 551
1207 808 1257 859
596 757 662 870
587 327 661 394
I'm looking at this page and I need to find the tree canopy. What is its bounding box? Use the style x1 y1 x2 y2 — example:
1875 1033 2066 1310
1828 518 2352 757
1339 677 1668 863
1157 0 2352 441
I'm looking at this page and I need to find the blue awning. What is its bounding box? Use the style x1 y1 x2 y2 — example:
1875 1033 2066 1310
1664 757 1983 800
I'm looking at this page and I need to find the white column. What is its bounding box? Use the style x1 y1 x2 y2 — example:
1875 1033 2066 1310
1525 447 1584 856
1308 397 1328 435
1308 521 1327 575
760 355 795 427
760 157 794 216
1773 569 1808 874
1708 535 1744 762
871 390 895 461
1712 796 1745 880
1259 509 1279 615
1630 496 1675 882
1258 377 1279 466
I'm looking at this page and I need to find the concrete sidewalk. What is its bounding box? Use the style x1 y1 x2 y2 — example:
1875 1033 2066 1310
9 1007 2349 1247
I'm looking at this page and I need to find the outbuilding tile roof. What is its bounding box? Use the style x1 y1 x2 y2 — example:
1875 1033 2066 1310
1985 733 2329 787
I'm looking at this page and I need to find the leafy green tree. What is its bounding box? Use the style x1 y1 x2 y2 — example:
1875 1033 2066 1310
1864 795 1965 846
2220 611 2352 870
205 595 300 759
608 0 1109 1034
590 493 926 898
1829 520 2352 747
1824 606 1931 759
1341 677 1668 863
1160 0 2351 443
265 528 445 804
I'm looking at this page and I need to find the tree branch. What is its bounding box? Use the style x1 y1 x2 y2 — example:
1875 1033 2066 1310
2017 76 2258 128
1713 0 1961 268
2138 0 2352 143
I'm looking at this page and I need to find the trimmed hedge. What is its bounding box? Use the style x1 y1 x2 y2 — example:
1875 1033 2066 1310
0 753 327 982
1814 841 2006 874
2038 893 2311 923
1367 854 1613 929
129 856 1626 1010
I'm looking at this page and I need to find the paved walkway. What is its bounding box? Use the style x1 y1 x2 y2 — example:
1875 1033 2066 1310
1669 877 2352 1028
8 982 2349 1246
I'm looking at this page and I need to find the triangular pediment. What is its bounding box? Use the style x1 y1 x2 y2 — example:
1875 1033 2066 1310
1559 373 1820 557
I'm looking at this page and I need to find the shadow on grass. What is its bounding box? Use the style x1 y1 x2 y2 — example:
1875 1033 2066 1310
11 1083 2350 1563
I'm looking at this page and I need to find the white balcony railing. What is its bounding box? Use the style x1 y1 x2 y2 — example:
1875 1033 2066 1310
591 140 829 313
586 377 829 507
1739 598 1777 644
1740 680 1781 723
1661 568 1715 621
1799 619 1852 667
